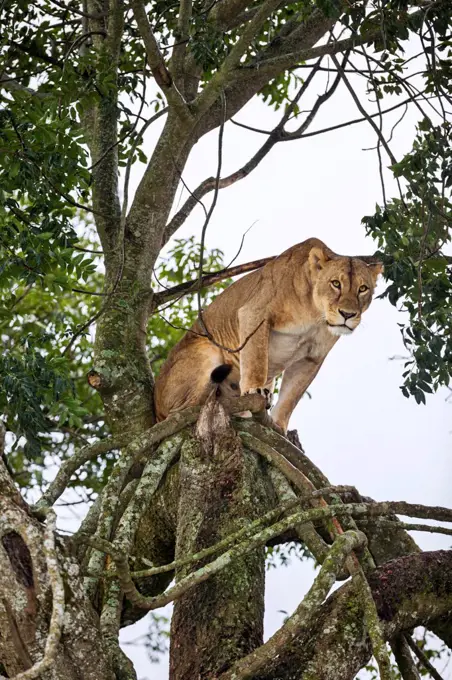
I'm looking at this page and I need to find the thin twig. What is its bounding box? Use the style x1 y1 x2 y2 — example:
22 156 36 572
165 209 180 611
330 53 397 166
359 518 452 538
361 44 387 208
230 93 433 139
405 634 446 680
224 221 257 269
197 90 226 330
191 93 266 356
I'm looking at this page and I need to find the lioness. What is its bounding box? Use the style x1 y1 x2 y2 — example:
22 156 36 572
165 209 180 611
154 238 382 432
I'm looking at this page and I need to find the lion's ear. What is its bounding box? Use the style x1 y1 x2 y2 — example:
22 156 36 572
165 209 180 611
309 246 332 272
367 261 384 281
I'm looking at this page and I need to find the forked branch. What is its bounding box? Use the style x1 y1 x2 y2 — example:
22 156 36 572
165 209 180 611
131 0 191 117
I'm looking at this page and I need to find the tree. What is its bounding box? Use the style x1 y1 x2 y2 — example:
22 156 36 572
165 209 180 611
0 0 451 678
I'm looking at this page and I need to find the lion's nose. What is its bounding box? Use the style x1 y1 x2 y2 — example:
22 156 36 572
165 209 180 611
339 310 357 320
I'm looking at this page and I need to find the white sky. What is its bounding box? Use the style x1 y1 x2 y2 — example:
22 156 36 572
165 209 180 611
116 46 451 679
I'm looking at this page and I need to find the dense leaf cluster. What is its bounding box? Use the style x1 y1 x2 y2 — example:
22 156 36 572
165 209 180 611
364 121 452 402
0 231 227 491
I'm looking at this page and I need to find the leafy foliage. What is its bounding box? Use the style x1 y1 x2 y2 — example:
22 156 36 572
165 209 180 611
364 121 452 402
0 221 105 489
1 225 228 493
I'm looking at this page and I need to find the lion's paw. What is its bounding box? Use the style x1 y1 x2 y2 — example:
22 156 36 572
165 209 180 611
245 387 273 410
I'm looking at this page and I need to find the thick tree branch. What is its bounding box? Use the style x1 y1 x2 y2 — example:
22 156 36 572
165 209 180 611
171 0 192 88
131 0 191 118
131 1 172 89
208 0 259 31
0 425 33 513
194 0 285 116
391 635 421 680
153 257 274 306
268 466 331 567
250 549 452 680
99 433 184 674
82 0 124 255
0 490 113 679
240 431 322 499
218 531 368 680
405 634 446 680
34 394 265 513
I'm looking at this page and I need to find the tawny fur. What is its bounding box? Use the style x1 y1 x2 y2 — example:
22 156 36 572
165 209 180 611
154 238 383 431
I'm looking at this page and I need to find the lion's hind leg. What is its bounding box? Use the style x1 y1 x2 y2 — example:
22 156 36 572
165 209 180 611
154 341 224 421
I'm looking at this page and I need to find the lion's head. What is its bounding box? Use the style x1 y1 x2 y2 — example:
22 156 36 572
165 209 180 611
309 245 383 337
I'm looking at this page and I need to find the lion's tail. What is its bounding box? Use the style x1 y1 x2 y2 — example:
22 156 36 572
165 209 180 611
210 364 232 384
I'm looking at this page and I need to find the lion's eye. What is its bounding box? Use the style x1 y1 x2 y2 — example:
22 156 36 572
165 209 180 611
359 284 369 293
331 280 341 289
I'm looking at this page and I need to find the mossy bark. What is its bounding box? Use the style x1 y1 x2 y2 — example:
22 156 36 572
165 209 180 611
0 488 114 680
248 550 452 680
169 420 274 680
91 113 194 436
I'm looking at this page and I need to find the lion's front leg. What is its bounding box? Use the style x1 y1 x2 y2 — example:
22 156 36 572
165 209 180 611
237 308 271 405
271 358 324 432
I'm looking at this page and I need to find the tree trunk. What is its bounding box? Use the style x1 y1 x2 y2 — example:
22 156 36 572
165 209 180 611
0 463 113 680
169 406 274 679
90 113 194 436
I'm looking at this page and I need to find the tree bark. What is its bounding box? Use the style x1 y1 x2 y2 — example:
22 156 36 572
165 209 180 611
244 550 452 680
169 407 275 679
0 471 113 680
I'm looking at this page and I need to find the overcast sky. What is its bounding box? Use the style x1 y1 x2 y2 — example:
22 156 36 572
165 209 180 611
113 44 452 679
